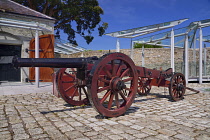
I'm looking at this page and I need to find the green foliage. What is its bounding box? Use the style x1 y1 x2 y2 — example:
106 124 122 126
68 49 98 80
204 88 210 91
134 43 163 48
14 0 108 45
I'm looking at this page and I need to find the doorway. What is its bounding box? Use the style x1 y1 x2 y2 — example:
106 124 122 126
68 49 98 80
0 44 21 82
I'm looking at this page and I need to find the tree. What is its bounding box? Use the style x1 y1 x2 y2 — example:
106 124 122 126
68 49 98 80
14 0 108 45
134 42 163 48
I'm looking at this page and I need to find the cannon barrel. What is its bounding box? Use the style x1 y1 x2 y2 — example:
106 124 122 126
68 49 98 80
12 56 96 69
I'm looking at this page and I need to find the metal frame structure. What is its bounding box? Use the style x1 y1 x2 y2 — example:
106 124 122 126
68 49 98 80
134 19 210 84
106 18 210 84
55 39 85 55
105 18 188 59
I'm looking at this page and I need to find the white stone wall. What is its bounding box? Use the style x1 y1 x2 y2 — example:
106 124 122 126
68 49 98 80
56 48 210 76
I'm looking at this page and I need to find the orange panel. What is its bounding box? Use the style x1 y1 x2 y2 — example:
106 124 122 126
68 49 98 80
29 34 54 82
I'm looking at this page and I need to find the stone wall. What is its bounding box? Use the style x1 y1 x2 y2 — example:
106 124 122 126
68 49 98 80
55 48 210 75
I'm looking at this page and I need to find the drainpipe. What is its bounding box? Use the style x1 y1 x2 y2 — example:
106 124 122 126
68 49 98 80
35 29 39 88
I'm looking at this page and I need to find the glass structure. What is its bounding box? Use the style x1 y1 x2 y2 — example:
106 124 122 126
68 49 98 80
105 18 188 38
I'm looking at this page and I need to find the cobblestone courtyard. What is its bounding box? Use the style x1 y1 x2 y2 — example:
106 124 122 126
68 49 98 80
0 84 210 140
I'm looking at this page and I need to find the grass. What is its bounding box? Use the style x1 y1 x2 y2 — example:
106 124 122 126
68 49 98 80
204 88 210 91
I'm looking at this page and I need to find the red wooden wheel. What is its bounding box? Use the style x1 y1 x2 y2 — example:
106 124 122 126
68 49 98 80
87 53 138 117
169 73 186 101
137 77 151 95
56 68 89 106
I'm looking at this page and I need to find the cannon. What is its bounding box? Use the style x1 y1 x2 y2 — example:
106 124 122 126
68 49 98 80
13 52 187 117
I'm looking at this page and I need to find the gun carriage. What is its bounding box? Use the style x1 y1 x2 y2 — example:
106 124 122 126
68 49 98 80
13 52 186 117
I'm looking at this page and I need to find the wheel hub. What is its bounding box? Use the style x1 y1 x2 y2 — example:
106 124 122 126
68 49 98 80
111 77 126 91
177 84 184 91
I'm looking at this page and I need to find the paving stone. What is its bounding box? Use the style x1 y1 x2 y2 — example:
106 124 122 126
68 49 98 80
28 127 44 135
103 119 118 125
53 121 68 127
38 121 52 126
84 131 99 137
133 133 149 139
195 134 210 140
51 134 69 140
173 134 194 140
157 128 177 136
70 121 84 127
13 133 30 140
0 121 8 128
146 123 161 130
141 128 159 136
31 134 49 139
92 126 104 131
25 122 39 128
89 134 110 140
110 128 124 134
117 120 133 126
12 127 26 135
59 125 75 133
124 129 140 135
0 128 8 132
107 134 124 140
0 130 10 135
65 130 84 139
74 137 90 140
155 134 170 140
0 133 12 140
130 124 144 130
119 133 136 139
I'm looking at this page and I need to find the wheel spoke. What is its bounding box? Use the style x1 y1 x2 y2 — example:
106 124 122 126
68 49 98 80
111 60 117 77
123 77 133 82
141 88 145 93
116 60 124 76
103 67 112 78
115 92 120 108
70 88 78 99
120 68 130 78
98 76 110 84
64 84 75 92
119 91 127 102
108 93 114 109
98 86 110 93
100 90 111 104
62 81 75 83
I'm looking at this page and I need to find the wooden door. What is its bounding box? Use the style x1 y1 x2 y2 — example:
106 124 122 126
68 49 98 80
29 34 54 82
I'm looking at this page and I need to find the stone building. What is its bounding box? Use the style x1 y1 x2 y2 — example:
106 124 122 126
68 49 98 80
0 0 55 83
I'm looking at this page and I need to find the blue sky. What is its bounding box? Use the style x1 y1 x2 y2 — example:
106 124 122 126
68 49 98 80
61 0 210 50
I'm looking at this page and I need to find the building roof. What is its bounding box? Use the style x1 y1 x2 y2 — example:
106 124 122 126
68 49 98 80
0 0 55 20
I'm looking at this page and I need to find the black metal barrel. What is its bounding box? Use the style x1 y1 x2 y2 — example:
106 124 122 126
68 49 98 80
12 56 97 69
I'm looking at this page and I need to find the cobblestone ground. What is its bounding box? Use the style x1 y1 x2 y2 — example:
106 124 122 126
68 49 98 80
0 83 210 140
